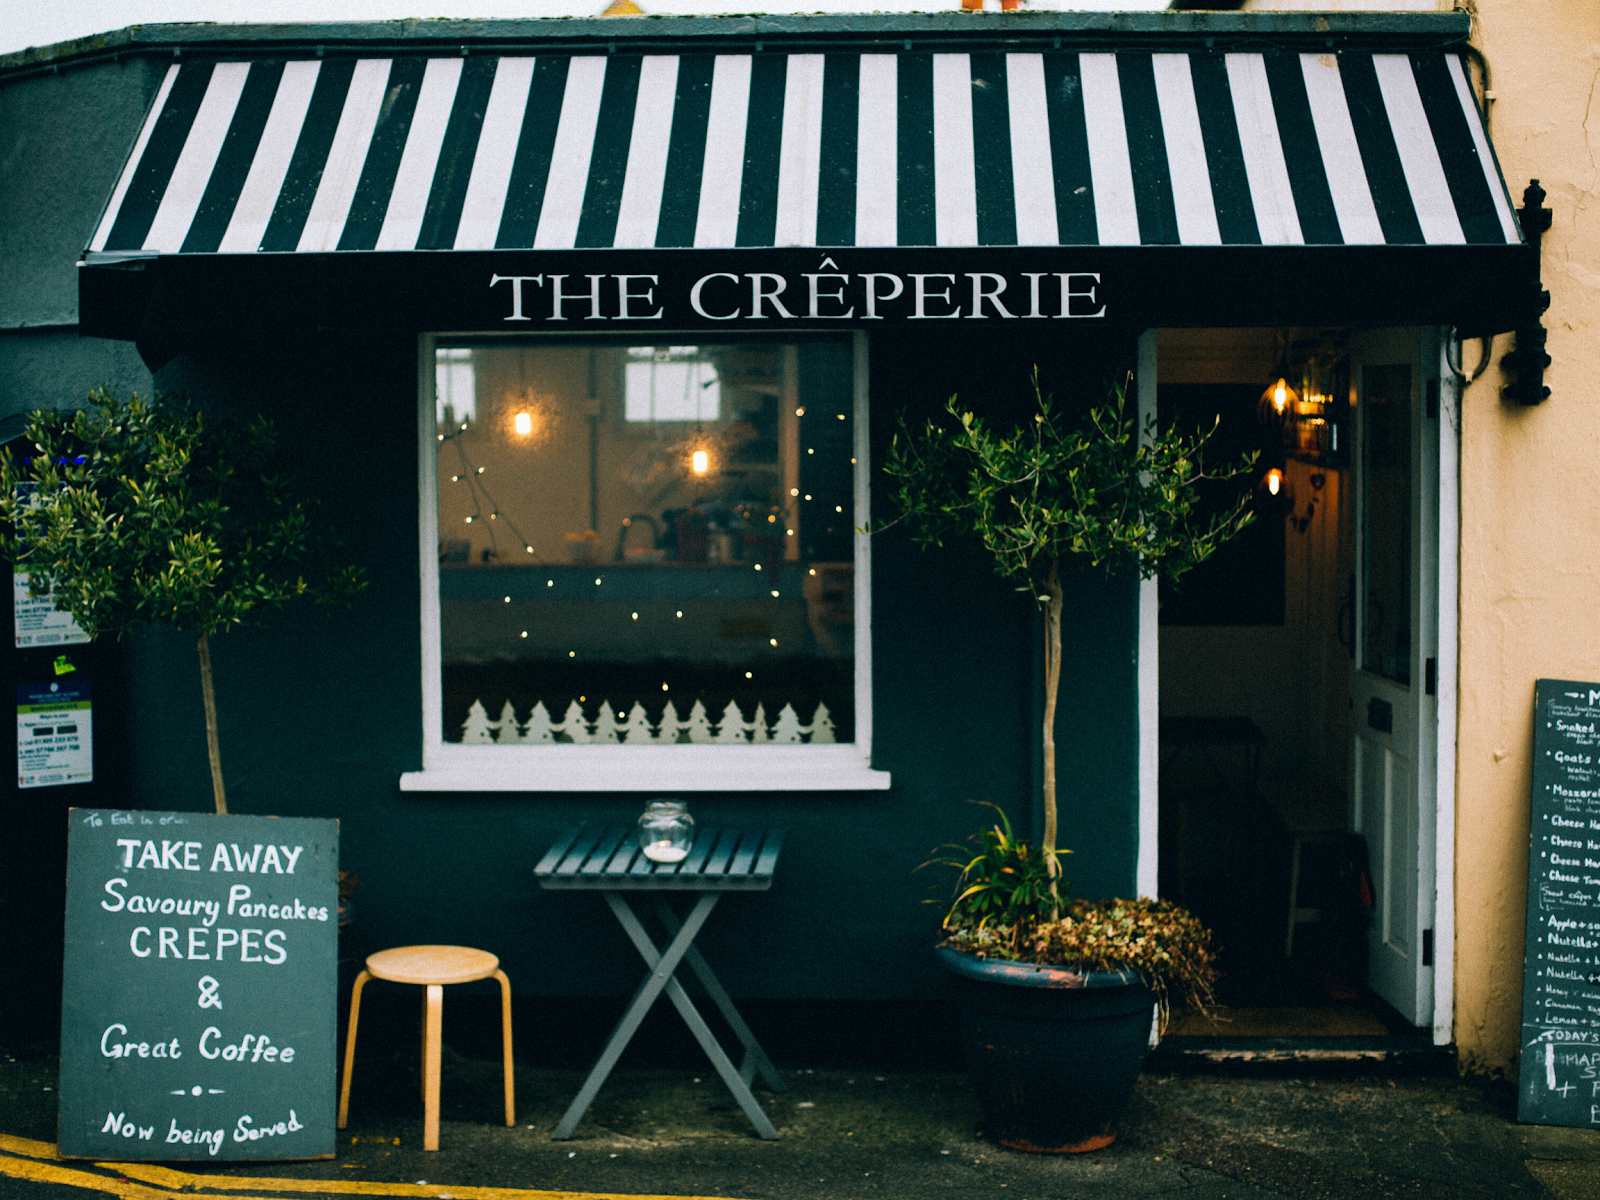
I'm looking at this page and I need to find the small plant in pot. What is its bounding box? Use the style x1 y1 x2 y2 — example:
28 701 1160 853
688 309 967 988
884 368 1253 1153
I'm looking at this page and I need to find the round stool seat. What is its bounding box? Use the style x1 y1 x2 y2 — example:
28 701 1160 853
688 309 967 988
366 945 500 986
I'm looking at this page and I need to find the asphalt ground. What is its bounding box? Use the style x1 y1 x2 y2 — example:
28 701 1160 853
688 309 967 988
1 1047 1596 1200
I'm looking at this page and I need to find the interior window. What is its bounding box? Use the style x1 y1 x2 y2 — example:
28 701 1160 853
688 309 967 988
433 340 857 748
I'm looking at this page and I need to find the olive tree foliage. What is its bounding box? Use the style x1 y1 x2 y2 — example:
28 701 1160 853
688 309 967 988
0 389 367 814
882 369 1256 909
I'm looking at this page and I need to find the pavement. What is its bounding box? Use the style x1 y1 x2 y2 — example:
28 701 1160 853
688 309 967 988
1 1045 1597 1200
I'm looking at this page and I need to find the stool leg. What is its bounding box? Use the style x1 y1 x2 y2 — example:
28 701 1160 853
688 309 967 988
495 969 514 1127
423 984 443 1151
338 971 370 1130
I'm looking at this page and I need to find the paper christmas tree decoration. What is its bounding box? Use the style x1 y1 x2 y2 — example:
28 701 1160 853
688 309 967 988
683 699 715 744
713 700 747 744
560 699 589 744
771 702 805 744
461 700 495 744
808 702 836 744
661 699 683 741
750 701 771 743
592 701 623 744
523 700 557 743
626 701 652 741
492 700 523 744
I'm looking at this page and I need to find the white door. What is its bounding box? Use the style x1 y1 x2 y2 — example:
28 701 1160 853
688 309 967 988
1348 328 1439 1028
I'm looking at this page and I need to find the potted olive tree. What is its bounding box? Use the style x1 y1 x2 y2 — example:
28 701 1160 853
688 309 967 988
885 369 1254 1153
0 388 366 814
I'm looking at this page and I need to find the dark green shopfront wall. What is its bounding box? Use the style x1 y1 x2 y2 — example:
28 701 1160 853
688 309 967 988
98 325 1138 1009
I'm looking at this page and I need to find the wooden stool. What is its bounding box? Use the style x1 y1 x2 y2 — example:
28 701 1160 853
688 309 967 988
338 946 513 1151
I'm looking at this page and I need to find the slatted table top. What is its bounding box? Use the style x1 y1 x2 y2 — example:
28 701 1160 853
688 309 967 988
534 825 785 891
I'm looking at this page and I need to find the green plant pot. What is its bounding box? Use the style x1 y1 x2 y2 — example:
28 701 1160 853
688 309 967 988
937 945 1156 1153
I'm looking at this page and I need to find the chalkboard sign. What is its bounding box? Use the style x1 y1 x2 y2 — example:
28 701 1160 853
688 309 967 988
1519 681 1600 1128
58 810 338 1160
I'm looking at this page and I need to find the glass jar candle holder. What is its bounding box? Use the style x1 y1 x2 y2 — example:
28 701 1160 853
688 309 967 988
638 800 694 863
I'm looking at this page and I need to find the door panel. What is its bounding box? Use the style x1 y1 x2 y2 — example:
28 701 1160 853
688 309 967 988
1349 329 1437 1028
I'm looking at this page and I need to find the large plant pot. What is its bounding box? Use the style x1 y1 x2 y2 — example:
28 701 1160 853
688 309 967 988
937 945 1156 1154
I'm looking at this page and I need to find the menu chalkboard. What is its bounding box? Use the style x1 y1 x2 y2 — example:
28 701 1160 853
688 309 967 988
1519 681 1600 1128
58 810 338 1160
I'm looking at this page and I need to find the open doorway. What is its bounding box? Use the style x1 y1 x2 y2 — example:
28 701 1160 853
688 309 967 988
1154 327 1444 1045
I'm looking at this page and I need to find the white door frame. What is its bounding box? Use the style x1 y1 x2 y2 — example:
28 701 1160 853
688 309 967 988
1134 326 1458 1047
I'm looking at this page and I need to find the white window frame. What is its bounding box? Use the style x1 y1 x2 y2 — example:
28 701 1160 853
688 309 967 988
400 330 889 793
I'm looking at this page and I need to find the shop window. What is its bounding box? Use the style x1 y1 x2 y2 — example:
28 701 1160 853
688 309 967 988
407 335 885 792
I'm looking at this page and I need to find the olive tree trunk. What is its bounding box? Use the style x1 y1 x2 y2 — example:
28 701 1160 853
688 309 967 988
197 632 228 815
1041 559 1063 909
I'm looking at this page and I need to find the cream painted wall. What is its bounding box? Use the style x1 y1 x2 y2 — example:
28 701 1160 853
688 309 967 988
1451 0 1600 1076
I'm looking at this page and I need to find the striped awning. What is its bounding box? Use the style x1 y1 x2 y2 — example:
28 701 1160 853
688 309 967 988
90 49 1520 256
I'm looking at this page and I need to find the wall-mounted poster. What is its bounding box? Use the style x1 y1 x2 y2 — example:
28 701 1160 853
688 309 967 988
57 810 339 1161
13 569 90 647
17 680 91 788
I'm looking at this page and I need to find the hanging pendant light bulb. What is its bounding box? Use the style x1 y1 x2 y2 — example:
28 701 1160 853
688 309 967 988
1259 333 1301 427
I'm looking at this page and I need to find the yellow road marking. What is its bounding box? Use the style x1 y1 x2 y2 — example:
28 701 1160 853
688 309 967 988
117 1162 719 1199
0 1142 745 1200
0 1133 60 1159
0 1154 184 1200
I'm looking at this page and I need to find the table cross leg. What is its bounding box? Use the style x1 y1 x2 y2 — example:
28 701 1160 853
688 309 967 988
552 893 730 1140
602 894 778 1139
653 900 785 1094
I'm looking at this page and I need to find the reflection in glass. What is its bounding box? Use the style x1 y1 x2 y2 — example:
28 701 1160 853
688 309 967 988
435 341 856 746
1360 364 1411 686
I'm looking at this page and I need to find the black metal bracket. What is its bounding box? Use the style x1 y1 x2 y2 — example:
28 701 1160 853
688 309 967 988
1502 180 1552 405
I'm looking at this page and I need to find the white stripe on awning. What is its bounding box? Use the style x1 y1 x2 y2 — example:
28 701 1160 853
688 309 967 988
1227 52 1303 246
854 54 898 246
89 48 1525 255
695 54 751 248
932 54 979 247
217 60 320 253
775 54 826 248
298 58 391 252
613 56 679 250
1006 53 1059 246
1152 54 1221 246
144 62 250 253
1299 53 1385 245
453 57 536 252
535 56 608 250
1080 54 1140 246
1445 53 1519 244
1375 53 1464 245
89 63 178 253
375 57 463 251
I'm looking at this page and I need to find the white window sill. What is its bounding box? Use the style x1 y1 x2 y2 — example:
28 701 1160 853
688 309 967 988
399 744 891 792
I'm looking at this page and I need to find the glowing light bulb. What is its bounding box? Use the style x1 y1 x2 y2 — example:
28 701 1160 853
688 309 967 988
662 683 669 691
1266 469 1284 496
514 412 532 436
1273 382 1289 414
745 671 753 679
692 449 709 474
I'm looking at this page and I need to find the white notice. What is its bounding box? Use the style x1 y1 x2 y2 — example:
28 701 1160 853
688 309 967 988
17 679 92 788
14 570 90 647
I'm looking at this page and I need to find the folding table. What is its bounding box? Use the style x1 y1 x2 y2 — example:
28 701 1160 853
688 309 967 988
533 824 787 1139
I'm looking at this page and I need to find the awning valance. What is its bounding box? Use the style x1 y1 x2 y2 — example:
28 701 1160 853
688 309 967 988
91 49 1518 255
